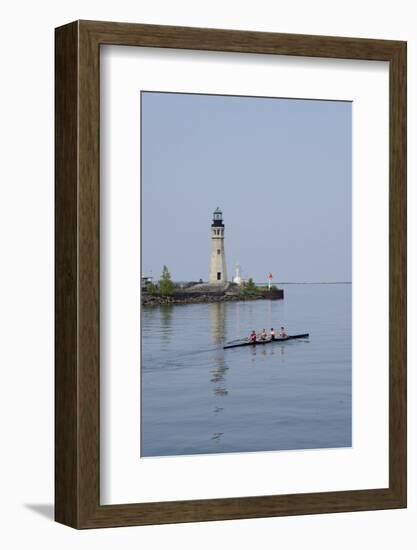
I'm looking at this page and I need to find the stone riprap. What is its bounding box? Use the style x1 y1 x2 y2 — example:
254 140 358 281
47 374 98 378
142 283 283 306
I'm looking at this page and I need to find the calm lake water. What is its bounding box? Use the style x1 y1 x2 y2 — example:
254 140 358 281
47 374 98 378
141 284 352 457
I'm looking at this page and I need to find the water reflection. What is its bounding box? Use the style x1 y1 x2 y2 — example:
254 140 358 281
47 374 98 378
209 303 229 441
248 337 286 365
210 352 229 396
159 305 173 343
210 302 225 343
235 302 241 339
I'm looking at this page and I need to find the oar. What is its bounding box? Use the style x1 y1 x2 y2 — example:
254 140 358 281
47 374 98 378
226 337 249 344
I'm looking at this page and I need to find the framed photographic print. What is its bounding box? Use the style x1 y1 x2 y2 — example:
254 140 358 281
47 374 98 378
55 20 406 528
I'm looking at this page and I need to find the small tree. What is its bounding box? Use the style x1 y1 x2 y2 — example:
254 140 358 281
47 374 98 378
245 277 257 293
159 265 174 296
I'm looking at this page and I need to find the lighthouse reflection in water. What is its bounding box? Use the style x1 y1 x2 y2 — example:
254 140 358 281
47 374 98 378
141 283 351 457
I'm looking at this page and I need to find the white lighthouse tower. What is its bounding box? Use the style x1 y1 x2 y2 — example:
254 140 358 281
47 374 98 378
209 207 228 284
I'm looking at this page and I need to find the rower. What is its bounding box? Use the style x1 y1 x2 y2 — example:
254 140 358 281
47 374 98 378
270 328 276 340
260 328 268 341
250 330 257 343
280 326 286 338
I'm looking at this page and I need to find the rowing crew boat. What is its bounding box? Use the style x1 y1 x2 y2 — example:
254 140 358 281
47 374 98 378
223 334 309 349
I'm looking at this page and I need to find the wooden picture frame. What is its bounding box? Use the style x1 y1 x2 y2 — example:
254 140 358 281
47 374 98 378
55 20 406 529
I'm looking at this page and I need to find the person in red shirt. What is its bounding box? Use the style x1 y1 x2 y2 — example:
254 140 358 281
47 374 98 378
250 330 257 343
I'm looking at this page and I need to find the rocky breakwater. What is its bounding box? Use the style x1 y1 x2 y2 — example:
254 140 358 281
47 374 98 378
141 282 284 306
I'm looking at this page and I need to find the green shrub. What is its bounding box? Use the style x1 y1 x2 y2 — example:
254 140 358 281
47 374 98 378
146 282 158 294
244 278 258 293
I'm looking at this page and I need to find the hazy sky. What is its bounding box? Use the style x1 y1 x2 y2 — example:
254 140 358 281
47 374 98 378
141 92 351 283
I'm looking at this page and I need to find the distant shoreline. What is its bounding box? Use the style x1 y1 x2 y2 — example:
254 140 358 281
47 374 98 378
273 281 352 285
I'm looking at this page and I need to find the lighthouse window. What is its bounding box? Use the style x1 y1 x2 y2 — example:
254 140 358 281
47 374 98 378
217 249 221 254
217 272 221 280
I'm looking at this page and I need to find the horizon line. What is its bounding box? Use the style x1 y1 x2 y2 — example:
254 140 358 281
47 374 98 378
152 279 353 285
272 281 352 285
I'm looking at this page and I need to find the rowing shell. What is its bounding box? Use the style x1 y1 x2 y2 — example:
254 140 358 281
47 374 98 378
223 334 309 349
